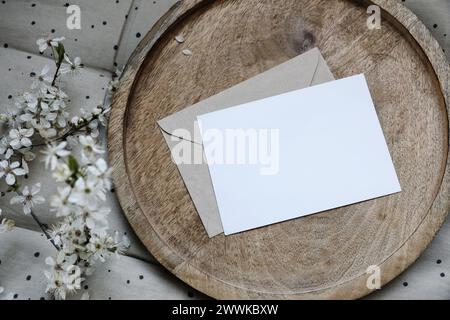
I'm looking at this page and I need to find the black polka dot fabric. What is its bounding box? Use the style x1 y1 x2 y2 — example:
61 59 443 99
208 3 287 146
401 0 449 58
113 0 176 66
0 0 133 71
0 228 203 300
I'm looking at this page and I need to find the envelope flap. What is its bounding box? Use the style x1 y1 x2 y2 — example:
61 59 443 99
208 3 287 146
158 47 328 144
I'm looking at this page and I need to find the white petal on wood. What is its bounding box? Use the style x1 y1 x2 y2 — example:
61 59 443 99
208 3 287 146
175 35 185 44
182 49 193 56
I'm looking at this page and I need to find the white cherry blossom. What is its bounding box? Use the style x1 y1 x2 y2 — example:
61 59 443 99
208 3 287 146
36 36 66 53
88 158 113 190
9 127 34 149
53 162 71 182
79 135 104 160
2 36 126 300
0 137 14 159
41 141 71 170
61 55 83 75
0 160 27 185
69 176 106 206
10 183 45 214
31 65 53 92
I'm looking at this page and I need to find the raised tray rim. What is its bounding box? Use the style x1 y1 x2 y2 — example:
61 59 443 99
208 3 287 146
108 0 450 299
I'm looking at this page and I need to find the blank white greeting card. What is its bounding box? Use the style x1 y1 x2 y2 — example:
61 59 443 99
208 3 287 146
197 74 401 236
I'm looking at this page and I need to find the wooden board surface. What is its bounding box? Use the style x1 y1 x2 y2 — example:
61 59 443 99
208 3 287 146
108 0 450 299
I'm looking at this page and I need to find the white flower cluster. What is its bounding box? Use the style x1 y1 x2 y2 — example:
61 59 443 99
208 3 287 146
43 139 130 300
0 36 126 300
0 37 69 189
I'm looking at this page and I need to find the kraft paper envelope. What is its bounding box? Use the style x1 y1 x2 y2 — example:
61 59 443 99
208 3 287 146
157 47 334 237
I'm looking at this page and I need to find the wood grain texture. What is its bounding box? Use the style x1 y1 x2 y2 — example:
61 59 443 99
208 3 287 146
108 0 450 299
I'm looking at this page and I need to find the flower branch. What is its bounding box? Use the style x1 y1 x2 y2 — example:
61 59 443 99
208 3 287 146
0 36 126 300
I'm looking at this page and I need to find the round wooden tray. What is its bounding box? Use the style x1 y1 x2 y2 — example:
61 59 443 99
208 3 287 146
108 0 450 299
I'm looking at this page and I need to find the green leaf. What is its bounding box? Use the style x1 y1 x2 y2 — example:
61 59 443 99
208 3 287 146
67 155 79 173
7 183 19 193
56 43 66 64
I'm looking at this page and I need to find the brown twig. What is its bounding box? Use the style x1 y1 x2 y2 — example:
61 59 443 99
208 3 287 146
31 120 93 148
29 210 60 251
